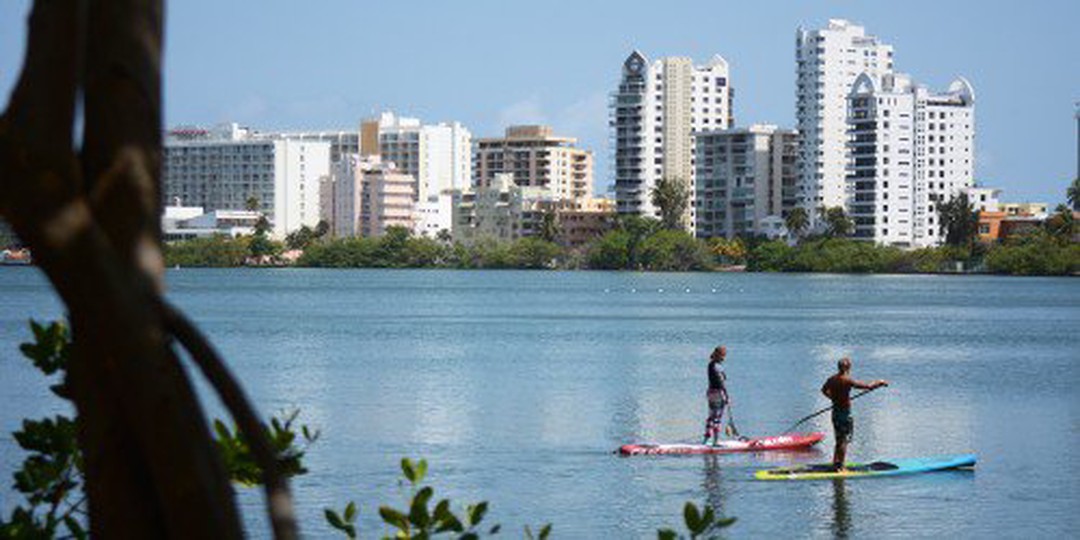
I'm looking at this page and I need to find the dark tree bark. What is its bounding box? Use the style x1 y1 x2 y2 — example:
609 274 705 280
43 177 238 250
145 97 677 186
0 1 296 537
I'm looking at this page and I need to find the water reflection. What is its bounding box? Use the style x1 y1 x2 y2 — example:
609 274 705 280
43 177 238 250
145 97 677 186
830 479 851 539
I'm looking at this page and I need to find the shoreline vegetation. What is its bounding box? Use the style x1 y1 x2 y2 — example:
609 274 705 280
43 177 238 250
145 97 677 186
159 216 1080 277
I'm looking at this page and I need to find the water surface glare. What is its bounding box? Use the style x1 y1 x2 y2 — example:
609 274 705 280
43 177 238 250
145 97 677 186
1 268 1078 538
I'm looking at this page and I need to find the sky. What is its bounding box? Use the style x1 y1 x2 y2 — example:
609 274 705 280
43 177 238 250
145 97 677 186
1 0 1077 204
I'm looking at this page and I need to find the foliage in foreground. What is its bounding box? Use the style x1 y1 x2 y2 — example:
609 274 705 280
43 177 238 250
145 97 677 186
0 320 317 537
3 321 737 538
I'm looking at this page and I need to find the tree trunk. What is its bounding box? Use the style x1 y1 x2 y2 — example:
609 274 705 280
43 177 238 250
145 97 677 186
0 0 287 536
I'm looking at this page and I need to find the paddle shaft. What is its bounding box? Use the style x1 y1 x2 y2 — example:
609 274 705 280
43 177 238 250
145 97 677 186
784 386 880 433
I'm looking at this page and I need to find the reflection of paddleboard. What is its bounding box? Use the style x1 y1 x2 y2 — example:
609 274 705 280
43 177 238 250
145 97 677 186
754 454 976 481
618 432 824 456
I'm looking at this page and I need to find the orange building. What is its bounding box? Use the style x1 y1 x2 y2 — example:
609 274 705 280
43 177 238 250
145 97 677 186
977 211 1044 242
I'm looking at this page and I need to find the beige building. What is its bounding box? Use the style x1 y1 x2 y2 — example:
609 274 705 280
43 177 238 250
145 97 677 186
546 197 616 248
454 173 615 247
454 173 548 243
473 125 594 202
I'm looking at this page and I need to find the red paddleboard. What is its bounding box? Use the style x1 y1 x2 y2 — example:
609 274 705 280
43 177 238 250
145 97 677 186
618 432 824 456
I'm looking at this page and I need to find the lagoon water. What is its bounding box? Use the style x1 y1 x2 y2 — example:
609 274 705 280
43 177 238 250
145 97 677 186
1 267 1078 538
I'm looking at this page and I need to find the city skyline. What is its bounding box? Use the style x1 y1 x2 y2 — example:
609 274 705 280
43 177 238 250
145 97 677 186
1 0 1077 205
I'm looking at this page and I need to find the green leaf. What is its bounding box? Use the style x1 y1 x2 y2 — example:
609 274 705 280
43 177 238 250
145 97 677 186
414 459 428 483
344 501 357 523
64 516 87 540
539 523 552 539
213 419 231 441
467 501 488 526
409 486 433 528
401 458 416 483
379 506 410 531
325 509 345 529
489 524 502 534
684 502 703 534
433 499 451 520
657 529 678 540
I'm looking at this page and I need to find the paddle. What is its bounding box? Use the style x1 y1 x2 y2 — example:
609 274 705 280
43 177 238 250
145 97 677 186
782 386 883 434
724 402 750 442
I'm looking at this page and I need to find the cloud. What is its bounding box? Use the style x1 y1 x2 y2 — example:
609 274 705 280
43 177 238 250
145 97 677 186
496 95 548 127
222 95 269 124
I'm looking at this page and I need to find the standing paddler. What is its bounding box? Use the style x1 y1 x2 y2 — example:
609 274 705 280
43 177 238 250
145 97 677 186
702 346 730 445
820 357 888 471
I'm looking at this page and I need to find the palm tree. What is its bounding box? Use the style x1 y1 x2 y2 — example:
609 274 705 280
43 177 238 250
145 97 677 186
823 206 853 238
936 193 978 248
538 208 560 243
785 207 809 241
651 177 690 230
1068 177 1080 211
245 195 260 213
1045 204 1076 241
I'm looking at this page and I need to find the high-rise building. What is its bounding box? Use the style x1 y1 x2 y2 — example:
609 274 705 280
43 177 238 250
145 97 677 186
473 125 594 201
796 19 894 217
846 73 975 247
163 124 329 238
359 112 472 202
611 51 733 224
694 125 799 238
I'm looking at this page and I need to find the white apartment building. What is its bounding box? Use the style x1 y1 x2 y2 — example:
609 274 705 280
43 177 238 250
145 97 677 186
415 191 460 238
846 73 975 247
360 112 472 202
163 124 330 238
796 19 894 218
473 125 594 201
694 125 799 238
612 51 733 224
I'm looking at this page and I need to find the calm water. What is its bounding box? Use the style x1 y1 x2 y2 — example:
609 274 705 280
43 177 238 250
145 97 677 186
1 268 1078 538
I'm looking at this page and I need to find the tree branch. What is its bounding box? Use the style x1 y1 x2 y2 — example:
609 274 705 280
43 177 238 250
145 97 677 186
81 0 164 281
160 300 299 540
0 0 83 244
5 0 82 155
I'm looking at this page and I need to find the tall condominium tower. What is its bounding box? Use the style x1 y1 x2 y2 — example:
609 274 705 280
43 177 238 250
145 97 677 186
795 19 894 216
359 112 472 202
612 51 733 225
846 73 975 247
473 125 594 201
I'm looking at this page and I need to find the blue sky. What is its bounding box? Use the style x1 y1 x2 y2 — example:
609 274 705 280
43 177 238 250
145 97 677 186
2 0 1077 203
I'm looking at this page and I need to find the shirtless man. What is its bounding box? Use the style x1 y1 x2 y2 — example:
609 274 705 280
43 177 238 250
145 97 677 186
820 357 888 471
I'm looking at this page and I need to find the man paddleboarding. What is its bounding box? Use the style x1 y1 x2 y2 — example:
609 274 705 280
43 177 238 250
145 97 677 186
820 357 887 471
702 346 730 445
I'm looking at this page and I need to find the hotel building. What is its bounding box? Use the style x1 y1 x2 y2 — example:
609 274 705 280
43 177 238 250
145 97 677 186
163 124 329 238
